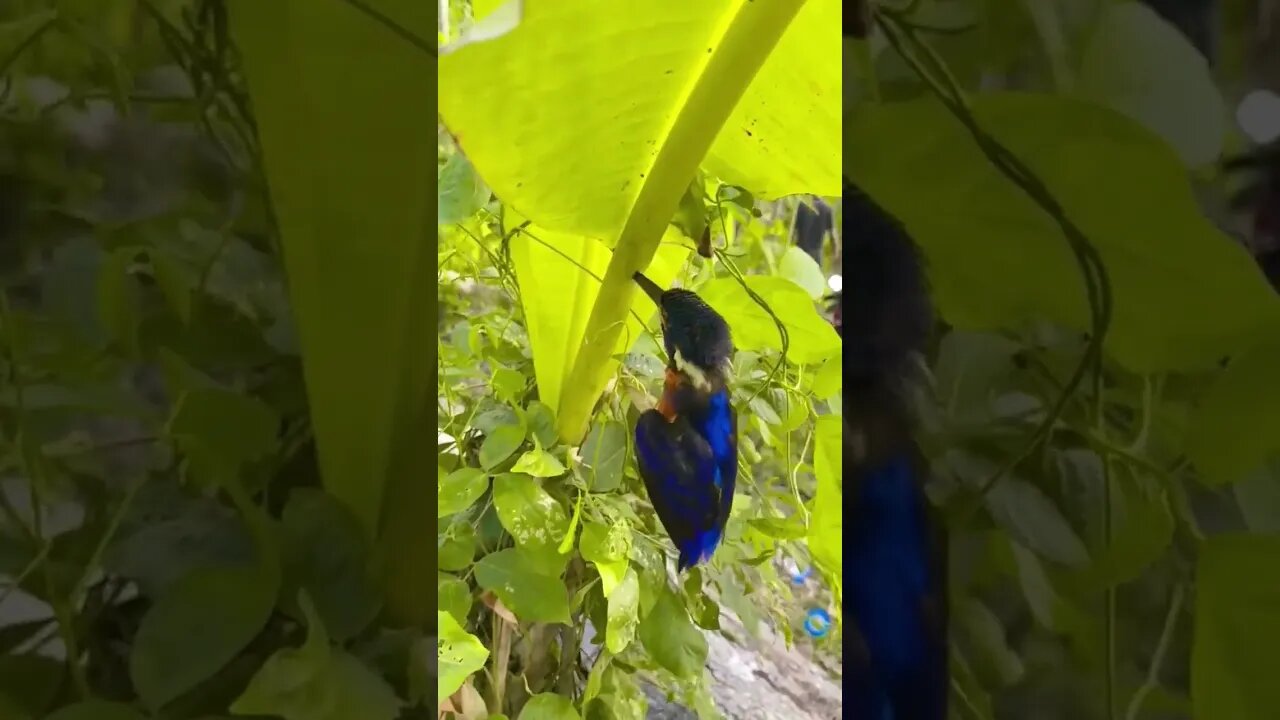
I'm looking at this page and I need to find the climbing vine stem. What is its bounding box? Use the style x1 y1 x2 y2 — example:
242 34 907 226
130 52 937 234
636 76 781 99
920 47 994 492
872 8 1113 509
874 7 1117 719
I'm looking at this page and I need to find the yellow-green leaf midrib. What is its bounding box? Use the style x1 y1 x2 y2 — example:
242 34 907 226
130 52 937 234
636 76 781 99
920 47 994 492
557 0 810 443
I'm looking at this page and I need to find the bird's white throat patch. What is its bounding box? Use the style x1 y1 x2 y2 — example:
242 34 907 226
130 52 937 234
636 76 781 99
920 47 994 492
673 349 730 392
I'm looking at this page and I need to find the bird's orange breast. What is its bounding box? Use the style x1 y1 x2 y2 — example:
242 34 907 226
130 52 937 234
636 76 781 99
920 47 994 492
656 367 682 422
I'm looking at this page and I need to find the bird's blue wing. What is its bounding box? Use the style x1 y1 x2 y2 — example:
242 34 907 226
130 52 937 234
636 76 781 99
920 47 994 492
696 389 737 540
634 409 723 571
848 452 948 720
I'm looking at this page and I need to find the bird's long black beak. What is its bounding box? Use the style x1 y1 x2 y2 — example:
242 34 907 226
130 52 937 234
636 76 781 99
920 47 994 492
632 271 665 306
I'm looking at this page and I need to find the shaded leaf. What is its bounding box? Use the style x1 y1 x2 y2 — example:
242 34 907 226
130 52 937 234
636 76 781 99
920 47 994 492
439 467 490 517
638 587 707 679
438 151 490 225
0 656 62 719
104 485 256 598
131 564 279 709
518 693 581 720
474 549 571 624
959 598 1024 687
439 521 477 571
845 94 1279 373
439 573 472 625
151 250 194 324
480 424 526 470
986 477 1089 568
527 401 559 447
170 387 280 479
280 488 383 641
97 247 141 355
1192 534 1280 720
1075 1 1225 167
1189 335 1280 486
1234 462 1280 533
44 701 145 720
231 594 402 720
580 421 627 492
229 0 434 538
1079 463 1173 587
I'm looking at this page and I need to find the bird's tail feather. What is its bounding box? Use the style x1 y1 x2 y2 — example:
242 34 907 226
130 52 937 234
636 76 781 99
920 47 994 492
848 453 947 720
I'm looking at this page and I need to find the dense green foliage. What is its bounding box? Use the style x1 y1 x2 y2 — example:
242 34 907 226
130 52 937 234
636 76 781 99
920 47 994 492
438 1 846 718
0 2 434 719
438 2 1280 720
4 1 1280 720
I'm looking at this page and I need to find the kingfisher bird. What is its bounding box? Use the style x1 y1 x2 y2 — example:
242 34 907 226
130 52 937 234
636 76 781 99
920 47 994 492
842 181 949 720
631 271 738 572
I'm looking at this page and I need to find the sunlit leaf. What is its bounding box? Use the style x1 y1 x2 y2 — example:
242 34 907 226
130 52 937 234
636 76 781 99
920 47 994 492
808 414 842 579
777 246 827 299
444 0 839 443
507 223 689 427
510 442 567 478
700 276 841 364
439 0 837 241
606 568 641 654
580 521 632 597
437 611 490 705
493 473 570 562
439 467 490 517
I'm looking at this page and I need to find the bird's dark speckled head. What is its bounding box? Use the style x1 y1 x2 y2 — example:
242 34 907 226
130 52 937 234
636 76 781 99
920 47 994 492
633 272 733 379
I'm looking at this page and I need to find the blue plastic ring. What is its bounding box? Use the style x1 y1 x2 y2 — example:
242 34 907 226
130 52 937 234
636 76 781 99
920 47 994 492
803 607 831 638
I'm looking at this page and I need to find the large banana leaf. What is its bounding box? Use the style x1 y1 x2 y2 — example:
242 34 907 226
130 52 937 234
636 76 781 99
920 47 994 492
507 221 691 418
228 0 433 601
439 0 840 443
